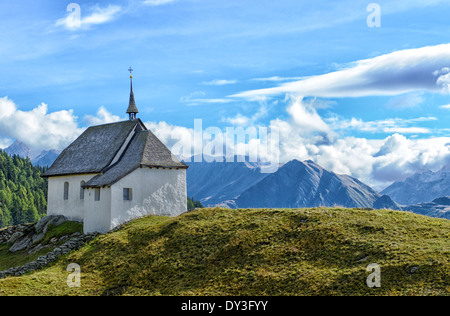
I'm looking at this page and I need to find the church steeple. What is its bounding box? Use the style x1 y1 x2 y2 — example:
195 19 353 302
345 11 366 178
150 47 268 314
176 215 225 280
126 67 139 121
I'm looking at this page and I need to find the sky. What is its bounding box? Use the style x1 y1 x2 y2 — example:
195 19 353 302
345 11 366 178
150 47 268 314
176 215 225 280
1 0 450 190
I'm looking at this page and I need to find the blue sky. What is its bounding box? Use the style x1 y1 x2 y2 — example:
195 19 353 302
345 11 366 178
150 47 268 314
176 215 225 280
1 0 450 189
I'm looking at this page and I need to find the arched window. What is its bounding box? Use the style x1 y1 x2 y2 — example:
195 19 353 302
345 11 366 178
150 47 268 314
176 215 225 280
80 181 85 200
64 182 69 200
95 188 101 202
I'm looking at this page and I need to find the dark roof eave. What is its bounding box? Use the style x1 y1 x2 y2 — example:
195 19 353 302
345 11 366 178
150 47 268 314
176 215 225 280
41 171 103 178
139 164 188 170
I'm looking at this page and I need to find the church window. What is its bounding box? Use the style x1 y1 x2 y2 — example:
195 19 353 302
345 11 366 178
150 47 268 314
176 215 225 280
64 182 69 200
123 188 133 201
80 181 85 200
95 188 101 201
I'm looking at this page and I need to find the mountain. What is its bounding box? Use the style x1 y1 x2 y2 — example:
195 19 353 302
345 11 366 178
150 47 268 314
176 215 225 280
4 141 30 158
187 157 399 210
2 140 60 167
230 159 395 209
381 167 450 205
185 155 270 206
31 150 61 167
403 196 450 219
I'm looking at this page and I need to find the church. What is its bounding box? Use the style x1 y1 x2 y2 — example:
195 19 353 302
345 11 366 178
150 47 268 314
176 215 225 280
42 72 188 233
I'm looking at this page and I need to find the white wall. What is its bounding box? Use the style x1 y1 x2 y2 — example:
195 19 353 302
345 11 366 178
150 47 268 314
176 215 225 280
109 167 187 230
83 187 111 233
47 168 187 233
47 174 98 222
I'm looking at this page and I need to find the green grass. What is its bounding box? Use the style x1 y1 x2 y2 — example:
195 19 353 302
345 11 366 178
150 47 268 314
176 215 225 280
40 222 83 245
0 207 448 296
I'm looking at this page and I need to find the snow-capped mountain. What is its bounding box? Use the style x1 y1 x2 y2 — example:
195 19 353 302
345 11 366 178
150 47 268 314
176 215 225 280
2 141 60 167
381 167 450 205
3 141 30 158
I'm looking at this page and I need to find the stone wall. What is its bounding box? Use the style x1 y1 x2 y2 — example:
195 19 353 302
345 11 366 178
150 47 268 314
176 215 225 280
0 215 98 279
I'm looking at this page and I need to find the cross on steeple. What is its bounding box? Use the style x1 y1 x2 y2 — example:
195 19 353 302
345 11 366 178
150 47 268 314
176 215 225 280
128 67 134 76
126 67 139 120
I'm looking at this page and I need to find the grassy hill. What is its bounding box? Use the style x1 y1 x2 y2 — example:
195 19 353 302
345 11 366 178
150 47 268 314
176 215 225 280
0 207 448 296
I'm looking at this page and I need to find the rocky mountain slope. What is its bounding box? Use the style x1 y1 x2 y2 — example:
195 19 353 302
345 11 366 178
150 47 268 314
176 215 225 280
382 167 450 205
403 196 450 219
187 158 400 210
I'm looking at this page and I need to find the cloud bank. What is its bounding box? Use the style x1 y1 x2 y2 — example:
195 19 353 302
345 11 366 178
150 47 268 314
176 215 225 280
233 44 450 99
2 95 450 190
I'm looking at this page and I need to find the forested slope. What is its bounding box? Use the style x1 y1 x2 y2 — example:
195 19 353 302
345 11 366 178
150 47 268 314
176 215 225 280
0 150 47 227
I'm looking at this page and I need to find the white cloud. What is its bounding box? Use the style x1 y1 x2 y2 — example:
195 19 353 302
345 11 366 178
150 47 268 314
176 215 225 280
223 114 251 126
386 92 424 109
330 116 436 135
202 79 238 86
0 98 125 152
222 101 270 127
251 76 306 82
143 0 177 6
0 97 85 151
56 4 122 30
179 91 233 106
84 106 124 126
233 43 450 99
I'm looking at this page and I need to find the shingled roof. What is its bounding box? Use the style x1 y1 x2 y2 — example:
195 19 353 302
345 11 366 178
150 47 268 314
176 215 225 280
83 130 187 188
42 119 187 182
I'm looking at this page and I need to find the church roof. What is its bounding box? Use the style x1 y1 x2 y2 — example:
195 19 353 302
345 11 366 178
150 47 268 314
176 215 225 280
42 119 187 181
82 129 187 188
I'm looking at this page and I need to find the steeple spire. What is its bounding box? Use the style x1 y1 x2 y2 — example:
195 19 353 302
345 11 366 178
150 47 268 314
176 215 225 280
126 67 139 121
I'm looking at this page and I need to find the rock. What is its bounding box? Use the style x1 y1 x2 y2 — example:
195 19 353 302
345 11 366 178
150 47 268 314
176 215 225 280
35 215 68 234
7 232 24 244
357 256 369 262
1 224 101 279
9 235 32 253
35 216 53 233
32 232 45 244
28 243 49 255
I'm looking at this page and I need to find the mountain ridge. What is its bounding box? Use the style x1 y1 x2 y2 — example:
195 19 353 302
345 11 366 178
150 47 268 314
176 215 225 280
382 167 450 205
187 157 400 211
1 141 60 167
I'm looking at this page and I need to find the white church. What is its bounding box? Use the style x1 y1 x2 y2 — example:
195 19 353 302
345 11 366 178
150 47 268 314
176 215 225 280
42 72 188 233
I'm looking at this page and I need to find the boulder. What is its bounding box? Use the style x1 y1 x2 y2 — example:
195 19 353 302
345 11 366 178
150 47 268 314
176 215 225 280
9 235 32 253
7 232 24 244
35 216 54 233
35 215 68 234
